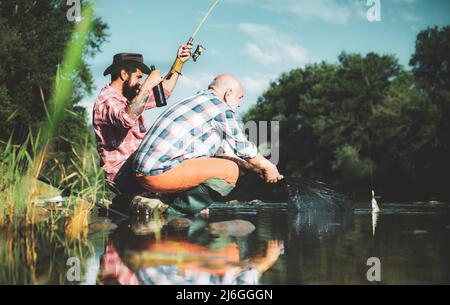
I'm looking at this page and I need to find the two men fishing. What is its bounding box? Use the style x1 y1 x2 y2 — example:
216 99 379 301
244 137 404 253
92 0 283 216
93 47 283 215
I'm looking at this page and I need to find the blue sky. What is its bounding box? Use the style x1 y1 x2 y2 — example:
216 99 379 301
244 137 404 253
82 0 450 123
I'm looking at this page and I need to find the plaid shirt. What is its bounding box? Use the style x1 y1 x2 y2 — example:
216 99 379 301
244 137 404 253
134 89 258 176
93 84 170 181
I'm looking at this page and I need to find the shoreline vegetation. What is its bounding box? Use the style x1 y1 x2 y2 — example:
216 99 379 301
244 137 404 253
0 1 449 284
0 3 109 284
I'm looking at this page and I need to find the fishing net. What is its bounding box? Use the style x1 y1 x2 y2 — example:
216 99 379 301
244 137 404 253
284 177 353 213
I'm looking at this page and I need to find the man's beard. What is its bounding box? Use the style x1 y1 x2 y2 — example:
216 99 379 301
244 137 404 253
122 79 140 101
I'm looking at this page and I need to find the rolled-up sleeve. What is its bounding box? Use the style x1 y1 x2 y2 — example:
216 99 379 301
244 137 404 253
105 99 136 129
214 109 258 159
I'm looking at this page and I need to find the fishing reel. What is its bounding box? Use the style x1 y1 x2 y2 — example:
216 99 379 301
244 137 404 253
192 44 205 62
188 37 205 62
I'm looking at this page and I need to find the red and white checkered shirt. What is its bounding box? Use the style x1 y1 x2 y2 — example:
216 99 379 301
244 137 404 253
93 84 170 182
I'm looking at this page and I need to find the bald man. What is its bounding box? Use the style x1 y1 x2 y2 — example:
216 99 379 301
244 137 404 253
132 74 283 215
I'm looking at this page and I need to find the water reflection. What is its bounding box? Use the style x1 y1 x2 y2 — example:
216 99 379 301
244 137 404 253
1 201 449 284
287 209 354 236
0 222 98 285
372 211 380 236
97 215 282 285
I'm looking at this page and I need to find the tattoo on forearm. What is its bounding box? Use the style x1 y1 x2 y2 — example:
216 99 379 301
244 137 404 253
126 90 150 119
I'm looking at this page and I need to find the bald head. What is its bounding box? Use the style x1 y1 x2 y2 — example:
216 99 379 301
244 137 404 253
208 74 244 111
209 74 242 93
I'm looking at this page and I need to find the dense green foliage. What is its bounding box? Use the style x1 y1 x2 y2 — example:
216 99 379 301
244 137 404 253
0 0 107 160
244 26 450 199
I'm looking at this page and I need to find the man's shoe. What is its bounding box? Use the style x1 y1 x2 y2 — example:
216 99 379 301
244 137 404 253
128 195 169 216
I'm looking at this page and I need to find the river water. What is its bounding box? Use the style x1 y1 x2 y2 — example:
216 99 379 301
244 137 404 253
1 201 449 285
87 201 450 285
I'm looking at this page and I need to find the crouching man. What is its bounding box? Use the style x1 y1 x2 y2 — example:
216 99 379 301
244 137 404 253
132 74 283 215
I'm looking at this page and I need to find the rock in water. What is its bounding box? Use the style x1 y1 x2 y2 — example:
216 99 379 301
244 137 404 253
168 217 193 230
131 216 167 236
88 221 118 234
129 195 168 215
209 220 255 237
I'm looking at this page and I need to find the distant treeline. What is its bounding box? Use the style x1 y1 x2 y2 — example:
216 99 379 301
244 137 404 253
243 26 450 200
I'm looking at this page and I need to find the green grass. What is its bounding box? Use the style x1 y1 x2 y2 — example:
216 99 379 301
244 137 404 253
0 2 111 284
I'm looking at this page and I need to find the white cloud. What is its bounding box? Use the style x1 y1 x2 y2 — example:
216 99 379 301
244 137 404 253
175 72 215 97
241 74 272 97
230 0 352 24
350 0 369 20
175 71 273 105
239 73 277 112
244 43 280 65
238 23 309 66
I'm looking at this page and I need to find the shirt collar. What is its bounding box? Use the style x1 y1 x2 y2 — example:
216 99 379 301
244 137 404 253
104 84 128 103
204 89 235 113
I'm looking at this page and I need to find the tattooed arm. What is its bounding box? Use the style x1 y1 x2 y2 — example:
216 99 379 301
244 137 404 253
125 70 163 121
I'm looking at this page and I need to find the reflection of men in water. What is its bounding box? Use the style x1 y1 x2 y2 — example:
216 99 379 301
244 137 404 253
132 74 283 216
97 218 282 285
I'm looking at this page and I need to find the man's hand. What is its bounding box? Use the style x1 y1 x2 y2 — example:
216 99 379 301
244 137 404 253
177 43 192 63
247 154 284 184
140 69 163 93
263 164 284 184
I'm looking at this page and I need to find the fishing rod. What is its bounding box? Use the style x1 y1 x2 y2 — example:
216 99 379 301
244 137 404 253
168 0 222 77
188 0 222 62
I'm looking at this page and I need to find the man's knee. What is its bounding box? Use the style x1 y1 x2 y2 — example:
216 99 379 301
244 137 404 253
222 159 239 186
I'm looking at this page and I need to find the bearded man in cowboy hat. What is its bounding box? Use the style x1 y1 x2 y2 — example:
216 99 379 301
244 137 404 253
93 44 192 195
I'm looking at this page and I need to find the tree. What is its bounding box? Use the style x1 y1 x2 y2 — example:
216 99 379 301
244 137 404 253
0 0 107 158
410 26 450 197
244 52 440 197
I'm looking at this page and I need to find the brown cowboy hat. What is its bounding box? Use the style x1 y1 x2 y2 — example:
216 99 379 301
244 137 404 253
103 53 151 76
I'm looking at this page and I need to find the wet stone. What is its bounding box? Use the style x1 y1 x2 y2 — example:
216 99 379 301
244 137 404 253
208 220 256 237
88 221 118 234
129 196 169 215
130 216 166 236
226 199 262 206
168 217 193 230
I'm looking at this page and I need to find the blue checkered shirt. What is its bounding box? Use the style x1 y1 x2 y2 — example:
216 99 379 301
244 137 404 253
133 90 258 175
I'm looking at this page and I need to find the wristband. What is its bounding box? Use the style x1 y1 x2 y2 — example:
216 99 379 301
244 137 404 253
170 57 184 75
